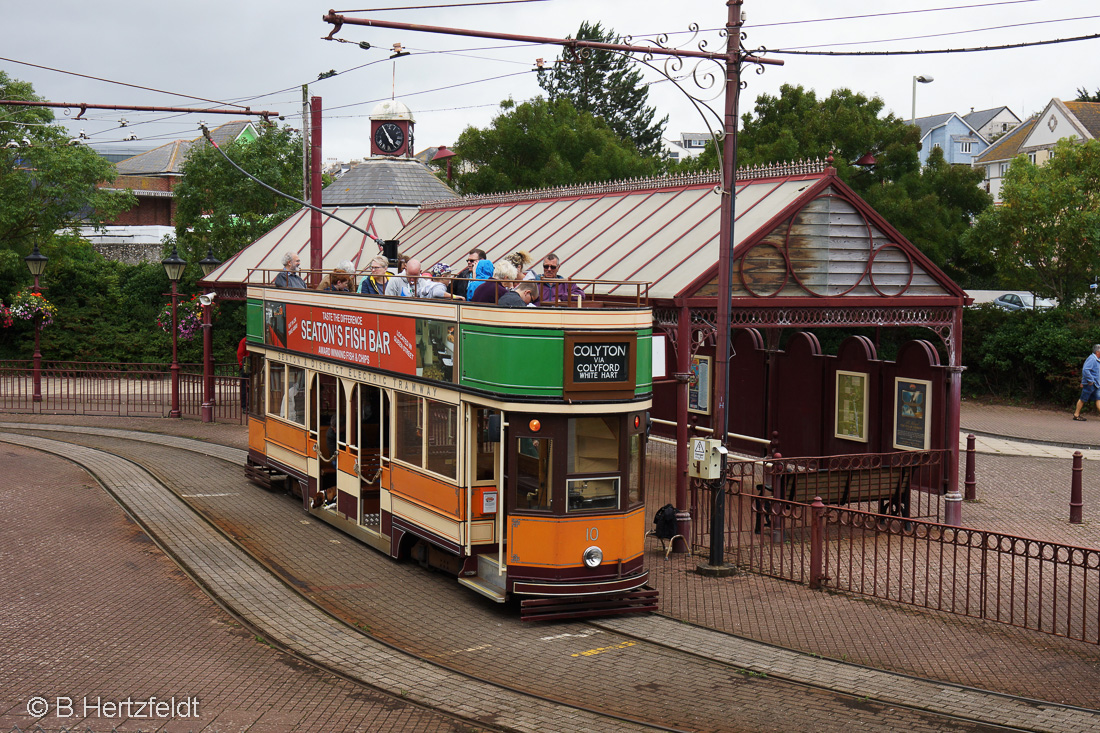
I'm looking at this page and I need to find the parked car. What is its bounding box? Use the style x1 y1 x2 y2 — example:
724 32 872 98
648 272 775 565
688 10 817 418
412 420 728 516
991 293 1057 311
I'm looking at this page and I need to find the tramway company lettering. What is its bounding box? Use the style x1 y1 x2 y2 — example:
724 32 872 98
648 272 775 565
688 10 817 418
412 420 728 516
572 342 629 382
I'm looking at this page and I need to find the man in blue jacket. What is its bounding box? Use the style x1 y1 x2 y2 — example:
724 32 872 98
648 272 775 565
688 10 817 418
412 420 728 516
1073 344 1100 420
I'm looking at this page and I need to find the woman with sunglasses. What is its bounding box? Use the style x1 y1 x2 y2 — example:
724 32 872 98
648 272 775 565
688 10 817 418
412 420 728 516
358 255 390 295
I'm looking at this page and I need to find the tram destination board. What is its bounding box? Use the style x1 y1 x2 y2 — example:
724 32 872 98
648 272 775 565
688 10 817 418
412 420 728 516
563 331 637 399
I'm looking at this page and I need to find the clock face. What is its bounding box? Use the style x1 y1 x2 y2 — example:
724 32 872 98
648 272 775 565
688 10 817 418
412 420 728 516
374 122 405 154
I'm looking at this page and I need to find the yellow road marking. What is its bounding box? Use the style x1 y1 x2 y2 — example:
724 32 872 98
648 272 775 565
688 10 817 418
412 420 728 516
571 640 636 657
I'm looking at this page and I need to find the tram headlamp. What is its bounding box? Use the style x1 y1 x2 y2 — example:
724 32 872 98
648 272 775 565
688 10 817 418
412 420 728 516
582 545 603 568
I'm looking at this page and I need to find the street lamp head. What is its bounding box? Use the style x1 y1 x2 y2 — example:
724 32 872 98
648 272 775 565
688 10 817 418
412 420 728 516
24 245 48 278
162 245 187 283
915 75 934 84
198 245 222 278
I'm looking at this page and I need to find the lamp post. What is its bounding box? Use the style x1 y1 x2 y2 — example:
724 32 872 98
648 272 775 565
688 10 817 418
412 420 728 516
162 246 187 418
911 75 934 123
24 244 48 403
198 244 221 423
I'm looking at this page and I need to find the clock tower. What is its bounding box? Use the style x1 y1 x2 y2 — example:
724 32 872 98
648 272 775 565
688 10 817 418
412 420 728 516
369 100 414 157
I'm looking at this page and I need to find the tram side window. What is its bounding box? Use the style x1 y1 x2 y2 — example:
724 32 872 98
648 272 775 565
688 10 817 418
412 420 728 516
627 433 643 505
394 393 423 468
426 400 457 479
516 437 552 511
248 354 265 417
473 409 499 482
566 416 620 512
268 364 286 418
286 366 306 425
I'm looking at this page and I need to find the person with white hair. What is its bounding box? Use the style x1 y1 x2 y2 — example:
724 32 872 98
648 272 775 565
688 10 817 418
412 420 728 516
359 255 390 295
273 251 307 289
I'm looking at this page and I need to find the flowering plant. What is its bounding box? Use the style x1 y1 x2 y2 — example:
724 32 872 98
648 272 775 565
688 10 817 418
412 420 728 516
157 294 219 341
0 300 12 328
9 289 57 327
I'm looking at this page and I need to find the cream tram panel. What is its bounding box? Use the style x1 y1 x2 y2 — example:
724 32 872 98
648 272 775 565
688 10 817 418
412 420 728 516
391 496 463 545
266 442 307 474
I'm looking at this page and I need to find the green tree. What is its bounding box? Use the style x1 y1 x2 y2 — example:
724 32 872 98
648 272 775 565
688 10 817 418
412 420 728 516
0 71 135 257
536 21 667 157
737 84 920 194
963 137 1100 304
861 147 993 286
452 97 661 194
172 121 304 265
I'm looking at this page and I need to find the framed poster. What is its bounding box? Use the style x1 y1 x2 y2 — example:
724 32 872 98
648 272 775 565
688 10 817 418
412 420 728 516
893 377 932 451
688 355 711 415
834 370 869 442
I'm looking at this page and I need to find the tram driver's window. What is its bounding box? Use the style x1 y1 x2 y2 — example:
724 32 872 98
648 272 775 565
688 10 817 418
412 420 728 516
268 364 286 418
516 437 552 511
566 416 621 512
286 366 306 425
248 354 264 417
394 394 423 468
473 409 499 482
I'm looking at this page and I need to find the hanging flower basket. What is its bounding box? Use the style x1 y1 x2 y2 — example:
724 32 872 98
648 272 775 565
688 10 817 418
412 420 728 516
9 289 57 327
156 294 218 341
0 299 12 329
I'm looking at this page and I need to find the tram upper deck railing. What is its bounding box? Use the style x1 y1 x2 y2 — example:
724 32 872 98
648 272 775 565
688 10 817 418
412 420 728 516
244 268 651 308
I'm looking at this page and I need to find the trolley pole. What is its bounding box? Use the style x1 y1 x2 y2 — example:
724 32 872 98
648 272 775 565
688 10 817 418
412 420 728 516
704 0 744 573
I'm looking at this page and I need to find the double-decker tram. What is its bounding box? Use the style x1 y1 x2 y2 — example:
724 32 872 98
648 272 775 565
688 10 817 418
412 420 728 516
243 276 656 620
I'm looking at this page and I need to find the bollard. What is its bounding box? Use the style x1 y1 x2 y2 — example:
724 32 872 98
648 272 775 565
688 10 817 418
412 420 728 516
1071 451 1083 524
964 434 976 501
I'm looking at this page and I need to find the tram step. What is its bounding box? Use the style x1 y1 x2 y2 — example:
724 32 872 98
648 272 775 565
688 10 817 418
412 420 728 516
475 554 506 594
520 588 659 622
457 576 506 603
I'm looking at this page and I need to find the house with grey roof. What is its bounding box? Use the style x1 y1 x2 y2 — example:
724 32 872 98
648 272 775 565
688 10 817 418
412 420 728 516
663 132 712 161
962 106 1021 143
912 113 988 166
972 98 1100 201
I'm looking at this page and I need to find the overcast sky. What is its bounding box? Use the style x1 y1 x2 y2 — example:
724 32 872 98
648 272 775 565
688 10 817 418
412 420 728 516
3 0 1097 163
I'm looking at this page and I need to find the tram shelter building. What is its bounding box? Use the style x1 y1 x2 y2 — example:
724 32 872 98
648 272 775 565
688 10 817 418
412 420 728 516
393 159 969 530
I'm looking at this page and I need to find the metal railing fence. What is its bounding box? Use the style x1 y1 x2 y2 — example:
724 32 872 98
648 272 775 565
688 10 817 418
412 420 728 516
0 360 244 423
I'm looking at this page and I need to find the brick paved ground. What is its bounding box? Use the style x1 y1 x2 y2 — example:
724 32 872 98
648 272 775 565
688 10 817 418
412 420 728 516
4 402 1100 726
5 428 1017 733
0 442 481 733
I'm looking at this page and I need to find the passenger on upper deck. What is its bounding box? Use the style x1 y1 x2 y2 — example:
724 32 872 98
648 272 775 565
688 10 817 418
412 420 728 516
273 252 307 289
466 259 494 301
532 253 585 304
316 267 352 292
385 258 426 297
453 249 485 299
424 263 455 299
498 281 538 308
471 251 530 303
358 256 389 295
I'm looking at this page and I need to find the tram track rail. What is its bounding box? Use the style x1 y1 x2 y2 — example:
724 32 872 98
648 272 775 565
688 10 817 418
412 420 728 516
4 422 1097 732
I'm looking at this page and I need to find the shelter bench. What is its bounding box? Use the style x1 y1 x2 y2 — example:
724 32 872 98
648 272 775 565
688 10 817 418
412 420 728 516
754 464 912 533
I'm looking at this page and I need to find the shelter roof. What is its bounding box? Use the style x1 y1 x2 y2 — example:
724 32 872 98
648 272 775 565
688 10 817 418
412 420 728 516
202 205 416 288
396 160 965 303
323 157 457 206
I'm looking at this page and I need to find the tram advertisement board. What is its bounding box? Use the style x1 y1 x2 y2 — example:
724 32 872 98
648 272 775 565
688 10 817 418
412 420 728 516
266 302 417 375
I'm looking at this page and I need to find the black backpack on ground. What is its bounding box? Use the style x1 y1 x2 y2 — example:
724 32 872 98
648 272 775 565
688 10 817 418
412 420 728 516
653 504 678 539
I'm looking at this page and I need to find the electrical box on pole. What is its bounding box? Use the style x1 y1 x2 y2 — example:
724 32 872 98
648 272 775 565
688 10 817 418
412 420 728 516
688 438 724 480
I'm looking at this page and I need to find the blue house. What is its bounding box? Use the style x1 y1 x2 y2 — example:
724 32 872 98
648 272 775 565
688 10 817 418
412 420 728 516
912 113 988 166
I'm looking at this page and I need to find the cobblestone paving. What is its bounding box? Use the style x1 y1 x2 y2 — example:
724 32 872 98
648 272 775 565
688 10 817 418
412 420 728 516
0 442 482 733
